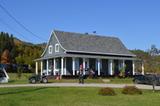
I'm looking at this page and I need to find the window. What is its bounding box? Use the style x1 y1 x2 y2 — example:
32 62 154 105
55 44 59 52
48 45 53 54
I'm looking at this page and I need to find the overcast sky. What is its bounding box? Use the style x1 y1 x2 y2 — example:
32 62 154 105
0 0 160 50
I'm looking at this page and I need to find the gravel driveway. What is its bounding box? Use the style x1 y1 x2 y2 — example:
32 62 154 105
0 83 159 90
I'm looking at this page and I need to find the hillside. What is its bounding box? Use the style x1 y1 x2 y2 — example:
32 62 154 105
14 38 46 68
0 32 46 72
13 37 46 48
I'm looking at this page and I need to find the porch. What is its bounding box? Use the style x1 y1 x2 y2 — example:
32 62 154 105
35 56 144 77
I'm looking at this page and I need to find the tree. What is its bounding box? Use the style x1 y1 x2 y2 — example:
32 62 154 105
148 45 159 56
1 49 10 64
131 47 160 74
0 32 17 64
15 55 24 64
0 31 43 73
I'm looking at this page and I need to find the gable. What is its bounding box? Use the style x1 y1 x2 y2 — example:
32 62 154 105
41 31 65 58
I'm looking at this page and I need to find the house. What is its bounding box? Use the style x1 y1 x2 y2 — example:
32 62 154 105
35 30 139 77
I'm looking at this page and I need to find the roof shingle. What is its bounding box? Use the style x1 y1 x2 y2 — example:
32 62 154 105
54 30 135 57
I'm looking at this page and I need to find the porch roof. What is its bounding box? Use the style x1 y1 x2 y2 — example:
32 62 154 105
35 54 136 61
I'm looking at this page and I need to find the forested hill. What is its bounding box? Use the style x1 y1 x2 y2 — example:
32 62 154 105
0 32 46 68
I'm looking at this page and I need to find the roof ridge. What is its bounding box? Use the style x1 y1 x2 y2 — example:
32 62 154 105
54 29 118 39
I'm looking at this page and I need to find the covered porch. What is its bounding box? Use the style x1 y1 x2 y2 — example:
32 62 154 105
35 54 144 77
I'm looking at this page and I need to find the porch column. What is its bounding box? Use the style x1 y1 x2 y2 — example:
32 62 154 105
72 57 75 75
35 61 38 75
83 58 86 75
142 62 144 75
40 61 43 75
132 60 135 75
118 60 121 70
122 60 125 68
61 57 64 75
53 58 56 75
108 59 113 75
64 58 67 75
122 60 126 75
97 59 101 76
46 59 49 75
87 58 89 69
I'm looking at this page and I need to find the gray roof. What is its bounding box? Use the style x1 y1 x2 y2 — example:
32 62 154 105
54 30 135 57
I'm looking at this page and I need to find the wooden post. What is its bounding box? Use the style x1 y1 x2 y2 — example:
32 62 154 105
35 61 38 75
46 60 49 75
53 58 56 75
97 59 100 76
108 59 113 75
64 58 67 75
132 60 135 75
61 57 64 75
40 61 43 75
72 57 75 75
83 58 86 75
142 62 144 75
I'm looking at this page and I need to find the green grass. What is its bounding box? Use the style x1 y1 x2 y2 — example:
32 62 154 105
7 73 32 84
49 78 104 83
0 87 160 106
50 77 133 84
108 77 133 84
6 73 133 84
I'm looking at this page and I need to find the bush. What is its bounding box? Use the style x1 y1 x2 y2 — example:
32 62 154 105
99 87 116 96
122 86 142 95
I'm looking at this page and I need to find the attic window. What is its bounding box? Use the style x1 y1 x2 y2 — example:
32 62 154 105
55 44 59 52
49 45 53 54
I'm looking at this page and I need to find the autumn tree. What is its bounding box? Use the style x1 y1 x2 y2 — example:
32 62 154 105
1 49 10 64
131 45 160 73
0 32 16 64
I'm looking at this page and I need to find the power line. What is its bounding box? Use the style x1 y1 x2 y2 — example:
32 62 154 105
0 4 45 41
0 17 30 41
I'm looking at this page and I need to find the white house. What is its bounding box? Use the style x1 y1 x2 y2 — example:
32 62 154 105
35 30 143 77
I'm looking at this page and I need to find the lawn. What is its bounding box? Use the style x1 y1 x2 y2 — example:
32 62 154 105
0 87 160 106
7 73 32 84
6 73 133 84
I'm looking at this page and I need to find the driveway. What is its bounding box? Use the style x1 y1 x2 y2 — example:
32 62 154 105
0 83 158 90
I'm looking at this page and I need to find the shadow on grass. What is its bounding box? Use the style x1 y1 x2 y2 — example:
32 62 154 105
0 87 47 95
8 80 15 83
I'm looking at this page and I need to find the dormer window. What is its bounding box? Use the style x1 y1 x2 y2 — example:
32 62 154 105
55 44 59 52
49 45 53 54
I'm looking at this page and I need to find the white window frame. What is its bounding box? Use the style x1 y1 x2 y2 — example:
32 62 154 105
48 45 53 54
55 43 59 52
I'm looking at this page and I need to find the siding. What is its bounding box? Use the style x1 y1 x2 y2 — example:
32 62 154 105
42 33 65 58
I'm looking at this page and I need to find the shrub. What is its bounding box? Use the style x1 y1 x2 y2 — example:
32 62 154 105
99 87 116 96
122 86 142 95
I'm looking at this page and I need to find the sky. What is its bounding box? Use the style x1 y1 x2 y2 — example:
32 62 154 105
0 0 160 50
